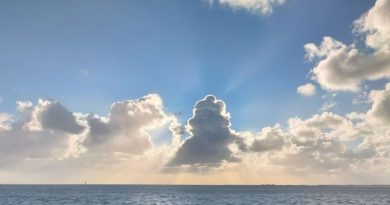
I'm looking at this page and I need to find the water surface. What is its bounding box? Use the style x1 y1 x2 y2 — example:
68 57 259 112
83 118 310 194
1 185 390 204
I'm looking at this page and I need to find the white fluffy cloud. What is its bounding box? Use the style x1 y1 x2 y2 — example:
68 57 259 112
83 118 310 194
306 37 390 91
212 0 286 15
305 0 390 91
297 83 316 96
354 0 390 52
266 82 390 176
0 100 86 162
246 111 383 175
83 94 176 154
249 125 286 152
0 94 180 167
367 83 390 125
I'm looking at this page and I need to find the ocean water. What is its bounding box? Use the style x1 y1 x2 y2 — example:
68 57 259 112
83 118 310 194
0 185 389 205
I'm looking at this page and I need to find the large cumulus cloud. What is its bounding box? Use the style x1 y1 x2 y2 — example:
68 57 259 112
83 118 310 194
83 94 175 154
168 95 241 169
354 0 390 52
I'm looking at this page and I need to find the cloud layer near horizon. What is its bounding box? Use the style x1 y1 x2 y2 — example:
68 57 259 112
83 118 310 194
1 87 390 183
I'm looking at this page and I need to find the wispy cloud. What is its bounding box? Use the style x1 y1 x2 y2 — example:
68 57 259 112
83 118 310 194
319 101 337 112
209 0 286 15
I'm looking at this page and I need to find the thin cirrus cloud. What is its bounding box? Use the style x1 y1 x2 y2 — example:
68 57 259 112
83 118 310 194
319 101 337 112
305 0 390 92
209 0 286 15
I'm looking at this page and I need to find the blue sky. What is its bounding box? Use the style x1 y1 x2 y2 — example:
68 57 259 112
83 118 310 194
0 0 375 130
2 0 390 184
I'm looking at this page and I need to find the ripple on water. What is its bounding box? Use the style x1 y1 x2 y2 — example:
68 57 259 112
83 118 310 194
0 185 390 205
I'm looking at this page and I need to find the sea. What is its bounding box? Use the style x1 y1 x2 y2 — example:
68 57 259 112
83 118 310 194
0 185 389 205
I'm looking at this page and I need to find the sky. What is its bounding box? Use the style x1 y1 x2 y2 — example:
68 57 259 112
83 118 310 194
0 0 390 184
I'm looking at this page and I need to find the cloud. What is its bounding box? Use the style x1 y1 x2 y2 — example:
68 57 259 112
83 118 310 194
319 102 337 112
0 100 86 162
216 110 381 178
366 82 390 124
250 125 286 152
0 113 12 130
297 83 316 96
211 0 286 15
83 94 176 154
354 0 390 52
167 95 241 169
287 112 356 141
268 112 379 174
270 84 390 175
25 99 85 134
0 94 180 167
305 0 390 91
163 92 390 178
306 37 390 91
